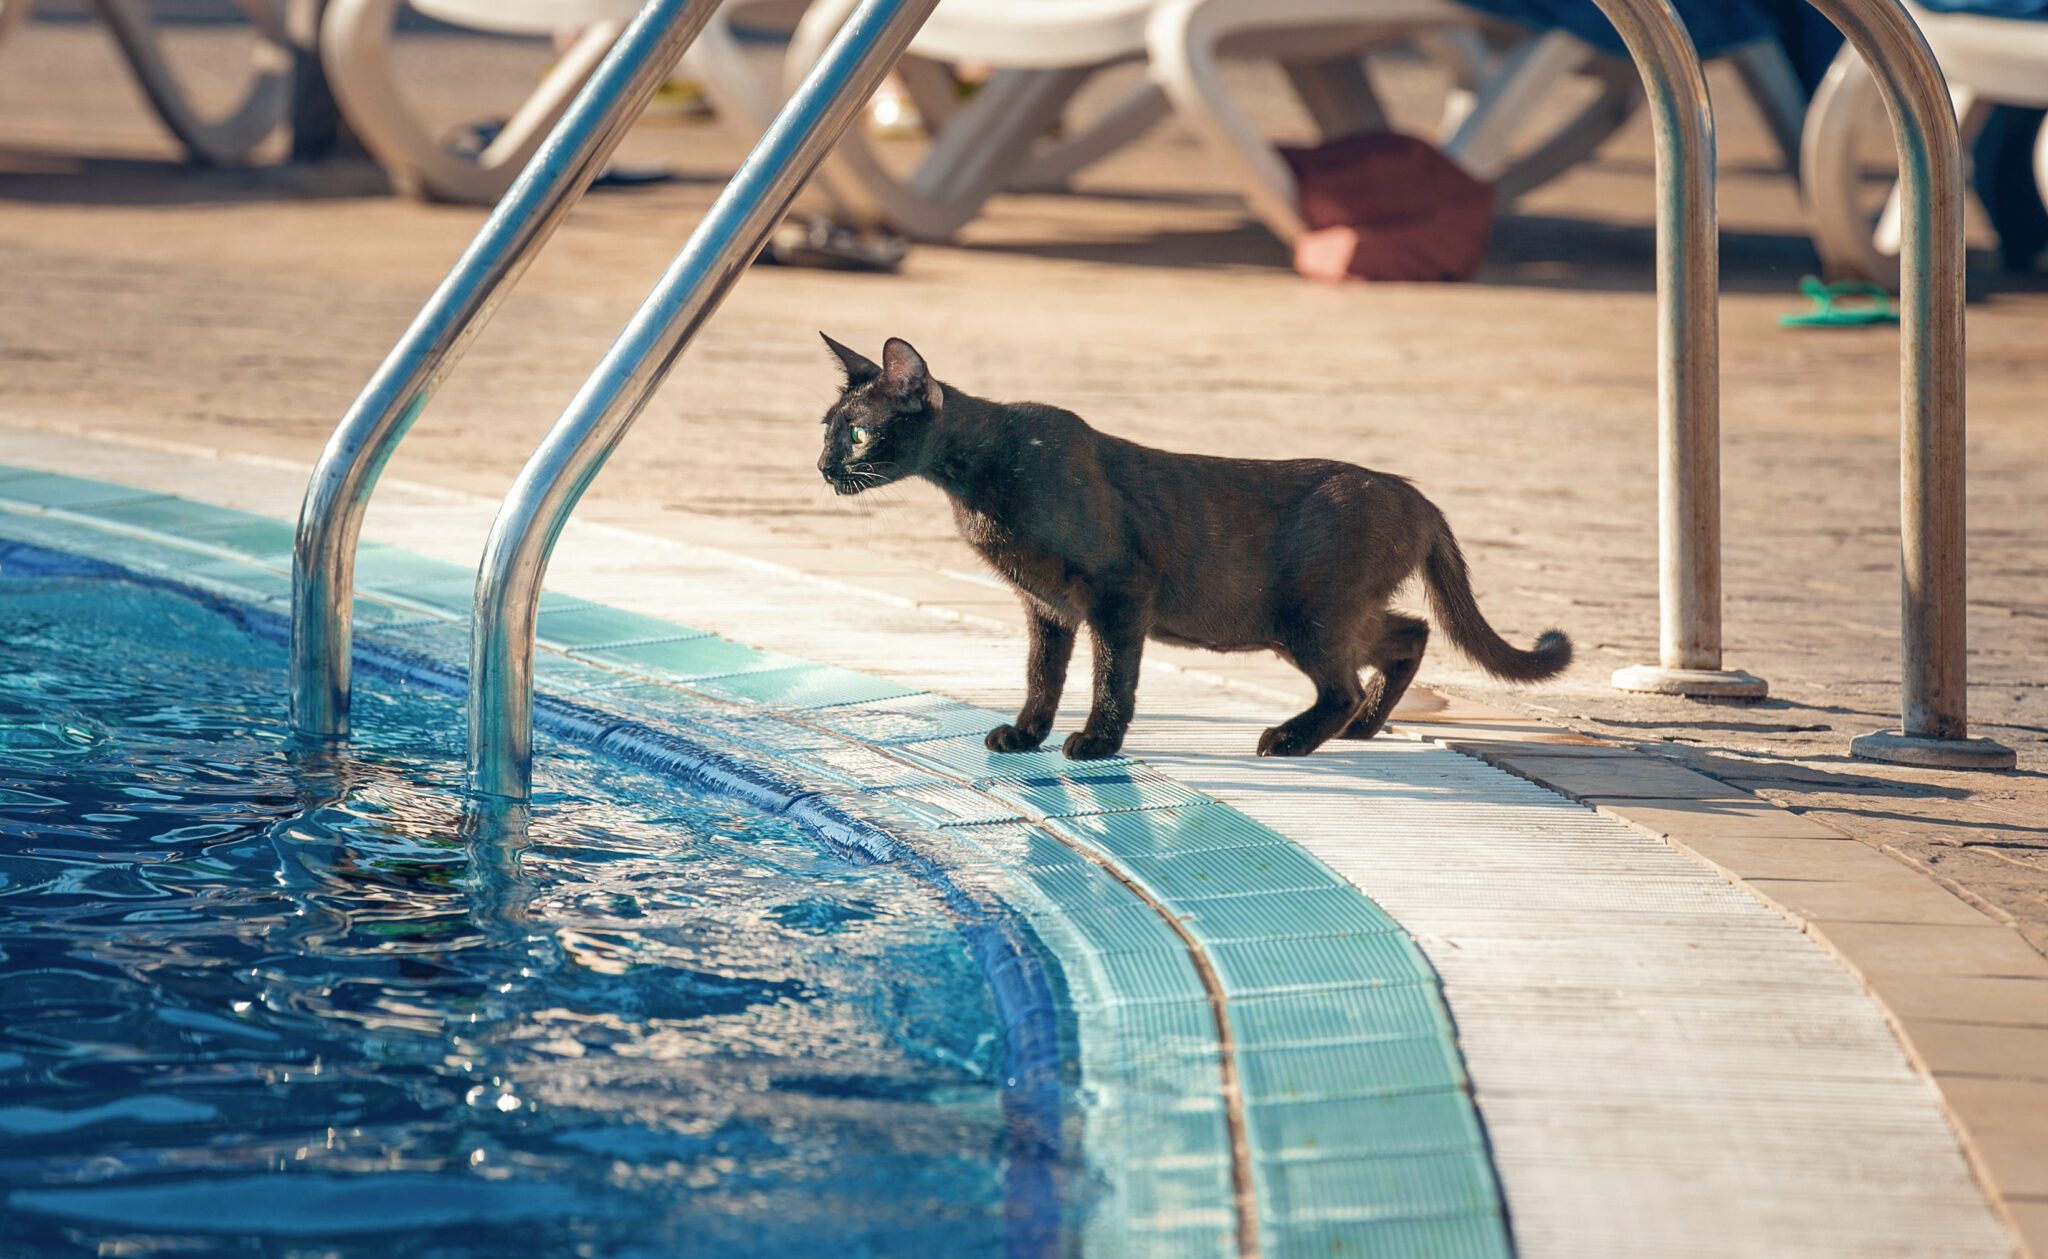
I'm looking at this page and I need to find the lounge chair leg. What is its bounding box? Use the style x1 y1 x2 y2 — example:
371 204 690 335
1147 0 1312 242
1281 54 1388 141
1443 29 1596 182
788 0 1101 239
1415 27 1498 137
1728 39 1808 172
1008 79 1171 193
1486 59 1638 202
1804 49 1990 289
896 56 962 131
94 0 293 166
2035 116 2048 221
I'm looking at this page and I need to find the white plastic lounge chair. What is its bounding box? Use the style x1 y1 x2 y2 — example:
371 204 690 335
1 0 293 166
1801 1 2048 285
1147 0 1624 243
1148 0 1811 243
319 0 800 203
320 0 1156 211
781 0 1178 239
788 0 1806 245
0 0 30 45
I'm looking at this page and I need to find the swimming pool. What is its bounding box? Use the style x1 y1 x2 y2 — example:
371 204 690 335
0 469 1522 1259
0 563 1063 1257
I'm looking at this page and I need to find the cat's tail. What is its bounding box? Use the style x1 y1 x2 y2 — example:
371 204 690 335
1421 519 1572 683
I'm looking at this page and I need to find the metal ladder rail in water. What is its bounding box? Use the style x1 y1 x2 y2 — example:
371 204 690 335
468 0 941 799
463 0 1730 799
1801 0 2014 769
288 0 726 741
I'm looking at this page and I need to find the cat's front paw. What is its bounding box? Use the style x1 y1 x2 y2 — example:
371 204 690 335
985 723 1047 753
1257 725 1319 757
1062 731 1124 761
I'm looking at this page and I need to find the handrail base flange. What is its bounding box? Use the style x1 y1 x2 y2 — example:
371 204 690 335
1613 664 1770 701
1851 729 2016 770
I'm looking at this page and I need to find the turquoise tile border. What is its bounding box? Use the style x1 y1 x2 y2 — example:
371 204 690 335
0 467 1513 1259
807 693 1004 744
1 472 164 510
535 604 714 651
84 495 256 535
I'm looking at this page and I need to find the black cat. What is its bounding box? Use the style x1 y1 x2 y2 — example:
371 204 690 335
816 334 1570 760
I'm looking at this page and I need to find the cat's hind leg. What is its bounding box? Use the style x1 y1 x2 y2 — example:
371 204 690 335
1258 645 1369 758
1340 613 1429 741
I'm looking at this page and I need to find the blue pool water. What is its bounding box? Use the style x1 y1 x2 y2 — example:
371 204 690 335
0 569 1054 1256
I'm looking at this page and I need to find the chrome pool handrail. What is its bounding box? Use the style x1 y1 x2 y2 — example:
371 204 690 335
1802 0 2014 769
1595 0 1770 702
289 0 724 741
467 0 945 801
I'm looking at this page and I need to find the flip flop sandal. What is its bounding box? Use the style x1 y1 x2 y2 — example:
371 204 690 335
652 78 715 119
1779 274 1899 327
759 215 909 273
590 164 678 189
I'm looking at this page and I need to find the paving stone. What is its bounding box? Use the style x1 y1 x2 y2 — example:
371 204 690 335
1814 922 2048 981
1745 877 1995 928
1671 832 1911 882
1873 975 2048 1028
1597 797 1851 843
1488 751 1748 802
2002 1197 2048 1259
1934 1076 2048 1197
1446 738 1638 759
1898 1020 2048 1082
1402 721 1609 747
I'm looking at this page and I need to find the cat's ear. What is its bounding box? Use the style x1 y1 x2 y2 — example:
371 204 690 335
881 337 939 409
820 332 881 387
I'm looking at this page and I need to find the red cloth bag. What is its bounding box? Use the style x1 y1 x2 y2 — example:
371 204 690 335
1278 131 1496 283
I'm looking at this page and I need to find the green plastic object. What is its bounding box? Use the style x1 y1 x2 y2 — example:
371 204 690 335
1779 275 1899 327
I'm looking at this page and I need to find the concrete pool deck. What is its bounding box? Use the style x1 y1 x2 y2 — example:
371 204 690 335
0 431 2028 1257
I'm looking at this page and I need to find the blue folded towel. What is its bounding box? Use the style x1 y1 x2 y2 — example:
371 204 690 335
1458 0 2047 92
1455 0 1842 87
1916 0 2048 16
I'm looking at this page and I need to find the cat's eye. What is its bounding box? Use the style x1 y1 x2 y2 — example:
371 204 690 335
850 425 872 445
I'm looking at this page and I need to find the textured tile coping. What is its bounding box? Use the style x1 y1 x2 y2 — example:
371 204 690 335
0 468 1512 1259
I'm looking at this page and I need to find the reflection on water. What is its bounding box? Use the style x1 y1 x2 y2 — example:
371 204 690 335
0 577 1018 1257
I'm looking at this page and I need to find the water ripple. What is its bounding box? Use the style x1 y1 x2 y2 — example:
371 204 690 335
0 576 1019 1257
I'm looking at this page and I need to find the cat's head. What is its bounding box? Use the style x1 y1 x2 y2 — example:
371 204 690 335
816 334 943 496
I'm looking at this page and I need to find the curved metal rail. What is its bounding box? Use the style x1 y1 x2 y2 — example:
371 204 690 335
468 0 943 798
288 0 722 740
1593 0 1768 701
1801 0 2013 769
